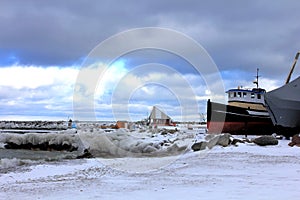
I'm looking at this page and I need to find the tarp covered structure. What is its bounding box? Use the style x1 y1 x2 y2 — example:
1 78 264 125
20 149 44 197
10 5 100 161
148 106 172 126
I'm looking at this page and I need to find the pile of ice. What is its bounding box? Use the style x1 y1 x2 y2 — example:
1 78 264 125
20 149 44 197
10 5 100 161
0 127 199 157
1 123 283 158
78 128 196 157
0 130 80 151
0 121 68 130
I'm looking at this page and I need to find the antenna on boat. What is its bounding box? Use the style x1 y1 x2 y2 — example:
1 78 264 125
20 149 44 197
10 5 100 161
285 51 300 84
253 68 260 88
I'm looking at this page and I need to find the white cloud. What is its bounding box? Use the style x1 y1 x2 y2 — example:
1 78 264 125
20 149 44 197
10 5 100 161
95 61 129 97
0 65 78 119
0 62 284 121
107 70 211 121
0 65 78 89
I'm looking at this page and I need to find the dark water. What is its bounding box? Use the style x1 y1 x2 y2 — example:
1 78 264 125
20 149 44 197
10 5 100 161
0 148 80 173
0 149 79 160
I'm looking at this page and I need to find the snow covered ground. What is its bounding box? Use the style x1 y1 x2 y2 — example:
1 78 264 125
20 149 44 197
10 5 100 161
1 134 300 200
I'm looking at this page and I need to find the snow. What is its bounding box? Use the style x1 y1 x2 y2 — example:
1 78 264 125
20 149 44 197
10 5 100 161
1 133 300 200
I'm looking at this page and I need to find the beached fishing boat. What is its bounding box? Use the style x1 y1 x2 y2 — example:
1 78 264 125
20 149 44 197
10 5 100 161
207 69 274 134
264 52 300 135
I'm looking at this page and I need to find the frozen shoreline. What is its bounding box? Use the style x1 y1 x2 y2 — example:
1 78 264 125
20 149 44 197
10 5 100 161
1 139 300 200
1 121 300 199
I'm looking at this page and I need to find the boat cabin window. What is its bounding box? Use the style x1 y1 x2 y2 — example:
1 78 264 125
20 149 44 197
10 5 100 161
228 91 249 98
257 94 261 99
251 93 255 98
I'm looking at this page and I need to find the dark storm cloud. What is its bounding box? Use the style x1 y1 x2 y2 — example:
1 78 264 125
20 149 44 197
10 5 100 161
0 0 157 65
152 1 300 78
0 0 299 80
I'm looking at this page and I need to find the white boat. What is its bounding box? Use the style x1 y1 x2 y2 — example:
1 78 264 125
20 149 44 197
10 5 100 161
265 52 300 136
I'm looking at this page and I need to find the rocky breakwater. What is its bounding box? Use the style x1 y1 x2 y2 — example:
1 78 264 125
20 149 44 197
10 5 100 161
0 121 68 130
191 134 279 151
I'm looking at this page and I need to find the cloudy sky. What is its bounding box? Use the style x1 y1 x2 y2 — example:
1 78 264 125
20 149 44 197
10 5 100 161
0 0 299 121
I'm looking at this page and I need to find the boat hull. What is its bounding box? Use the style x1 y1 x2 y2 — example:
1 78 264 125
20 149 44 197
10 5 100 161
265 76 300 132
207 100 274 135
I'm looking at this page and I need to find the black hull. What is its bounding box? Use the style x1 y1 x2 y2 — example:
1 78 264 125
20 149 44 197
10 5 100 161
207 99 274 135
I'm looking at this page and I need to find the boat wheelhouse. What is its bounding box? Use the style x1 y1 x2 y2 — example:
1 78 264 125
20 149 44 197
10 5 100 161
226 87 267 111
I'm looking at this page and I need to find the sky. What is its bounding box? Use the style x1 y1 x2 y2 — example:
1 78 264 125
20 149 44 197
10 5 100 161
0 0 300 121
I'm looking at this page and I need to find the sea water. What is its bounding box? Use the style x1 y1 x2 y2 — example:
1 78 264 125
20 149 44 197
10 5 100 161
0 148 80 173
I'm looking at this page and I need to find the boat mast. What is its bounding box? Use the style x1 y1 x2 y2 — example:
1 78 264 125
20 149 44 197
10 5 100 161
253 68 260 88
285 51 300 84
